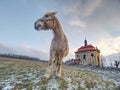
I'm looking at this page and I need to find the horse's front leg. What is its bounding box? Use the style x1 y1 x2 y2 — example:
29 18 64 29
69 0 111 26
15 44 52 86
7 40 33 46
56 56 63 78
43 51 55 80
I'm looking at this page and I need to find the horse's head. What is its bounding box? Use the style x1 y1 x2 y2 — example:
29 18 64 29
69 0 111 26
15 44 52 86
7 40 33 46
34 12 57 31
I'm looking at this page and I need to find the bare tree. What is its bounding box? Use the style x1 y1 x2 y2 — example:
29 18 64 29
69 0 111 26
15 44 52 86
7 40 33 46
114 52 120 68
114 60 120 68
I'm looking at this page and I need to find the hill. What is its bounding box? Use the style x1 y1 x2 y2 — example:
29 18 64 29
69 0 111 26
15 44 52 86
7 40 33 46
0 57 120 90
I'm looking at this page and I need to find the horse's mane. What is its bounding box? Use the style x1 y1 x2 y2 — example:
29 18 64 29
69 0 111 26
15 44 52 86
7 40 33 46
53 17 65 39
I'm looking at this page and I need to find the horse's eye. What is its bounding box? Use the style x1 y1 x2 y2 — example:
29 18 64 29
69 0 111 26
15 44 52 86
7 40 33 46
45 15 49 17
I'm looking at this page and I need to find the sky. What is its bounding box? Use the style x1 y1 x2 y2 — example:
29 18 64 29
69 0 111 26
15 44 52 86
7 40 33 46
0 0 120 61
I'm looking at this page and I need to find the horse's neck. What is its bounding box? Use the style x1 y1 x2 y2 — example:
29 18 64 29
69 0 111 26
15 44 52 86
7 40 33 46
52 18 64 39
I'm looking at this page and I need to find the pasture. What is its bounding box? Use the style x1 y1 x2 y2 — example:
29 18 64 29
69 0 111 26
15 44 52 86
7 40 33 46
0 57 120 90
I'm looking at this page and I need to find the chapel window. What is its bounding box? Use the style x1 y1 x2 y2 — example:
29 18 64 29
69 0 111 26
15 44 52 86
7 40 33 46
83 55 86 59
91 53 94 57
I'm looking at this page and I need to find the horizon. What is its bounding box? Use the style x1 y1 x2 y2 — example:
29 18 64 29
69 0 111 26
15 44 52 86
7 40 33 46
0 0 120 63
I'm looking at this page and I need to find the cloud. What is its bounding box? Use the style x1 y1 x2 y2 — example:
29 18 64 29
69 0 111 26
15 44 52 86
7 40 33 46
0 42 77 62
15 45 49 60
81 0 102 17
97 37 120 56
0 43 49 60
62 0 102 17
69 18 87 28
62 0 120 44
62 0 102 29
62 0 120 33
0 43 13 54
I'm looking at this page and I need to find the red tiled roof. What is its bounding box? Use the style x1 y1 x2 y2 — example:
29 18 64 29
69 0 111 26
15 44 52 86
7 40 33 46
75 44 98 53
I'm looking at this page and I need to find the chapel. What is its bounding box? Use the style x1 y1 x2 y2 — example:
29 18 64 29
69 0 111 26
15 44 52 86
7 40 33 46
75 39 101 66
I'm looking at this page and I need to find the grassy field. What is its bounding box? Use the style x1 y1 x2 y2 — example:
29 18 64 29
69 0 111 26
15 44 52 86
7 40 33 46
0 57 120 90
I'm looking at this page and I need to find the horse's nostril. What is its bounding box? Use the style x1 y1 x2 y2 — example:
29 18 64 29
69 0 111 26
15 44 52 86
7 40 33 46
34 22 41 29
37 24 41 27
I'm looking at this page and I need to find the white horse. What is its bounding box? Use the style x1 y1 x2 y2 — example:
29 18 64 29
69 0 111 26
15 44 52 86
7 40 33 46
34 12 69 80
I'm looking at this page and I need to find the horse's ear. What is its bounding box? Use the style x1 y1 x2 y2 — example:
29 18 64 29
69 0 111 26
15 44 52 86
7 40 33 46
52 11 57 16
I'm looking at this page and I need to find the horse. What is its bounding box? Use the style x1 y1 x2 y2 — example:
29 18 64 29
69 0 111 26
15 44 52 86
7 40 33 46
34 12 69 80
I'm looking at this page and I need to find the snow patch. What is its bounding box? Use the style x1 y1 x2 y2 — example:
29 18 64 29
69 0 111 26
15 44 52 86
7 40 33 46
47 79 59 90
2 85 14 90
